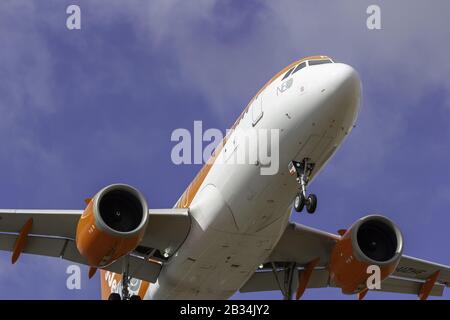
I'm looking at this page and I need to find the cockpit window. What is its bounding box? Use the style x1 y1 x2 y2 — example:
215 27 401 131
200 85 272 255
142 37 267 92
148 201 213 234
281 58 333 82
293 62 307 74
308 59 332 66
281 67 295 81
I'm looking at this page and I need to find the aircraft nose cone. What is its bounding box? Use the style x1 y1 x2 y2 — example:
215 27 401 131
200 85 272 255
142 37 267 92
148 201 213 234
335 63 360 98
323 63 361 101
316 63 361 125
335 63 361 120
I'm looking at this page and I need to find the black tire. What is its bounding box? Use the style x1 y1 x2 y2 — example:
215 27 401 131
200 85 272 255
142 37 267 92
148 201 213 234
108 293 121 300
294 193 305 212
306 194 317 214
130 295 142 300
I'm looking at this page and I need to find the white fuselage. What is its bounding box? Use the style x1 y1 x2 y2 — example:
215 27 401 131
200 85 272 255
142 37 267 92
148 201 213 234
147 62 361 299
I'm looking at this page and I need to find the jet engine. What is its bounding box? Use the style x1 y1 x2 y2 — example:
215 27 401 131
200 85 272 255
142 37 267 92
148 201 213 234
76 184 148 267
329 215 403 294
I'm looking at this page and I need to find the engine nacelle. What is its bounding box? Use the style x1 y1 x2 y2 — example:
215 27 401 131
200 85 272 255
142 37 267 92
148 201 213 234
329 215 403 294
76 184 148 267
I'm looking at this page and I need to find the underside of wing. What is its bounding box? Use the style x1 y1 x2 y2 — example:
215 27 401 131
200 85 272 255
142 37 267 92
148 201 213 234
246 218 450 299
394 255 450 286
0 204 191 284
240 267 446 298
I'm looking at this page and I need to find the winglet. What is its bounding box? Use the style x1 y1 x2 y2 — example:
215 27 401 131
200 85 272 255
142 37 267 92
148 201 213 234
418 270 440 300
84 198 92 205
337 229 347 236
11 218 33 264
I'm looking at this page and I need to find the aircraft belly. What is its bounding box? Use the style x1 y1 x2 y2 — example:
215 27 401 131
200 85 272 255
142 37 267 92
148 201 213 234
148 215 286 299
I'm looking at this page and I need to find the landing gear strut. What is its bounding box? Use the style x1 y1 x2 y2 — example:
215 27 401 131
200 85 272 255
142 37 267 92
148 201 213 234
270 262 296 300
107 255 142 301
289 158 317 214
121 255 132 300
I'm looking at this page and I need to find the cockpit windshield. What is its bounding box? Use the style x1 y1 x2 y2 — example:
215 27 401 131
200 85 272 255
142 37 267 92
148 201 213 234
308 59 333 66
281 57 334 80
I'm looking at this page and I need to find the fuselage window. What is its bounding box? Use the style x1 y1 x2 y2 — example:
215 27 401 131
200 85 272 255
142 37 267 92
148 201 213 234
292 62 307 74
281 67 295 81
308 59 332 66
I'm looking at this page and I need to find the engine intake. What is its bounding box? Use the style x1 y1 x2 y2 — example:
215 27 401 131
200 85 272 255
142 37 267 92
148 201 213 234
97 186 146 234
356 219 398 263
76 184 148 267
329 215 403 294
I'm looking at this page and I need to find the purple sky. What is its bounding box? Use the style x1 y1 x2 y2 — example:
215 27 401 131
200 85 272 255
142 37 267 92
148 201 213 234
0 0 449 300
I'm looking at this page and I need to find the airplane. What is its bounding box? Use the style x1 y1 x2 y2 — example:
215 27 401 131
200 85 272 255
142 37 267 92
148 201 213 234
0 55 449 300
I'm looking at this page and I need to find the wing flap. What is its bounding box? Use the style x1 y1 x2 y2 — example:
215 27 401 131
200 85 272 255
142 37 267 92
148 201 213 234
101 255 162 283
240 268 445 297
0 233 70 259
374 276 444 297
0 233 162 283
240 268 330 293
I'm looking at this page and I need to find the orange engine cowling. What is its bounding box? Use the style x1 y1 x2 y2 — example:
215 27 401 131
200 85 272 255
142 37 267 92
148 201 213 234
76 184 148 267
329 215 403 294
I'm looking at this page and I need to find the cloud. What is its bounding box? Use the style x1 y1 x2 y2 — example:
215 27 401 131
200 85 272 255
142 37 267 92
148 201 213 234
0 2 56 118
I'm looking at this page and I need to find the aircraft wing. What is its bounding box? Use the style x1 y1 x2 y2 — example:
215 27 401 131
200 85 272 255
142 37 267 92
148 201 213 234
240 268 447 297
240 221 450 299
0 208 190 283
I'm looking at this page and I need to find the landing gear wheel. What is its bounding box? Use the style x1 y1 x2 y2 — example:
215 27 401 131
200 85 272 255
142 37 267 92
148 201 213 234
294 193 305 212
130 295 142 300
108 293 121 300
289 159 317 215
306 194 317 214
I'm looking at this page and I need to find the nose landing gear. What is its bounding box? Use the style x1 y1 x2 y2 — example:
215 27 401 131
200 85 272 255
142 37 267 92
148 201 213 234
289 159 317 214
